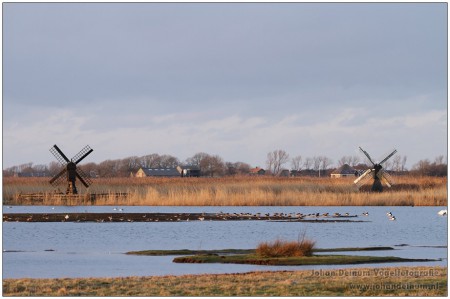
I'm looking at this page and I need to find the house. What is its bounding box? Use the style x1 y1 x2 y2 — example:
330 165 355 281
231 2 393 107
330 164 358 178
135 167 181 178
249 167 266 176
176 165 201 177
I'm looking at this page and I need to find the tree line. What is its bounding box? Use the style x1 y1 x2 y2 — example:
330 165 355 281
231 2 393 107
3 150 446 178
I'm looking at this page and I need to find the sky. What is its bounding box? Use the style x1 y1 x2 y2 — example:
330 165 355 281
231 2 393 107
3 3 447 169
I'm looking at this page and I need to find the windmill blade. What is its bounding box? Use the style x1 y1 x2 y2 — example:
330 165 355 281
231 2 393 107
72 145 94 164
358 147 375 166
75 168 92 188
49 168 67 186
354 169 373 188
377 170 394 188
379 149 397 166
50 145 70 165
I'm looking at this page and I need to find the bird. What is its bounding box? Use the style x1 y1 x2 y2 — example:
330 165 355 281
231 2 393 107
387 212 392 217
389 216 396 221
438 209 447 216
362 212 369 216
198 217 205 221
64 214 69 220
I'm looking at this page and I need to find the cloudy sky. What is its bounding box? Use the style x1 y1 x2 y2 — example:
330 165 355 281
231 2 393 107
3 3 447 169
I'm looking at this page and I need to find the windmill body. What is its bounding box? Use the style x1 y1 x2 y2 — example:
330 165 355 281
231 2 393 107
354 147 397 192
49 145 93 194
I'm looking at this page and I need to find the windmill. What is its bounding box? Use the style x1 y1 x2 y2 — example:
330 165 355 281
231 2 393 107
354 146 397 192
49 145 94 194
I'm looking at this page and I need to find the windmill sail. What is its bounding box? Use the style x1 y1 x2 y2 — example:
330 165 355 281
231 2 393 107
72 145 94 164
50 145 70 165
354 169 373 188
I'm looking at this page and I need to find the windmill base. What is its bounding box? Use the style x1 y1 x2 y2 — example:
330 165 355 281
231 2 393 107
371 179 383 192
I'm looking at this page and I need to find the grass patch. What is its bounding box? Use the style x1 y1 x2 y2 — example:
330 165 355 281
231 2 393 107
3 266 446 296
125 247 395 256
172 254 436 266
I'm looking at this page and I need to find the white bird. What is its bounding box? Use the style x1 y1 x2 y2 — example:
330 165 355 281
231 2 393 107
438 209 447 216
362 212 369 216
387 212 392 217
389 216 396 221
64 214 69 220
198 217 205 221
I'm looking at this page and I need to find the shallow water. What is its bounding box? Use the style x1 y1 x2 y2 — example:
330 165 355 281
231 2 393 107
3 206 447 278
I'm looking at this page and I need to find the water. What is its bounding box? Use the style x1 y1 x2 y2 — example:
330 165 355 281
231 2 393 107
3 206 447 278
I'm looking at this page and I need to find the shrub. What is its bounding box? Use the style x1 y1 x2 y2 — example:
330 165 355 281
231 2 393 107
256 238 316 258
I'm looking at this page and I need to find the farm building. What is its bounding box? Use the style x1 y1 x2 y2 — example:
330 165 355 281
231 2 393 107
330 164 358 178
249 167 266 176
135 167 181 178
176 165 201 177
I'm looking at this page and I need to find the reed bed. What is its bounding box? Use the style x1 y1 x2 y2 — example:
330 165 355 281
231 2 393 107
256 238 316 257
3 176 447 206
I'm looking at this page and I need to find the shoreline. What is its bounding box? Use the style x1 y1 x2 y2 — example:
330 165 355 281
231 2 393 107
3 266 447 296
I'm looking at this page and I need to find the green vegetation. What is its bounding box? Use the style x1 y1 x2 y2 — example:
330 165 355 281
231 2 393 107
3 266 446 296
172 254 435 266
126 246 395 256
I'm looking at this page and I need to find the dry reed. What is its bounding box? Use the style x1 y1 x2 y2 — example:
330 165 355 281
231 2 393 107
256 238 316 257
3 175 447 206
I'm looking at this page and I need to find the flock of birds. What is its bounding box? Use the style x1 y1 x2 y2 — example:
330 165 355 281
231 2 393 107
4 206 448 222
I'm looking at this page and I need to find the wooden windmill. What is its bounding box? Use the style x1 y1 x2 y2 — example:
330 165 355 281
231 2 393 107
354 146 397 192
49 144 93 194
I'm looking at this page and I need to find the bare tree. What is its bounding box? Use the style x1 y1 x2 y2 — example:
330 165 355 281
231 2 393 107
140 154 161 168
291 155 303 171
185 152 226 176
200 154 226 177
159 155 180 168
435 155 445 165
303 157 313 170
401 156 407 171
320 156 333 170
226 162 251 176
338 155 359 167
392 155 401 172
266 149 290 175
312 156 321 171
349 155 360 166
185 152 210 167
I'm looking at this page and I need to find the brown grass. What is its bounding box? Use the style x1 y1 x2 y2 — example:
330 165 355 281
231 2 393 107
2 266 447 296
256 238 316 257
3 175 447 206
